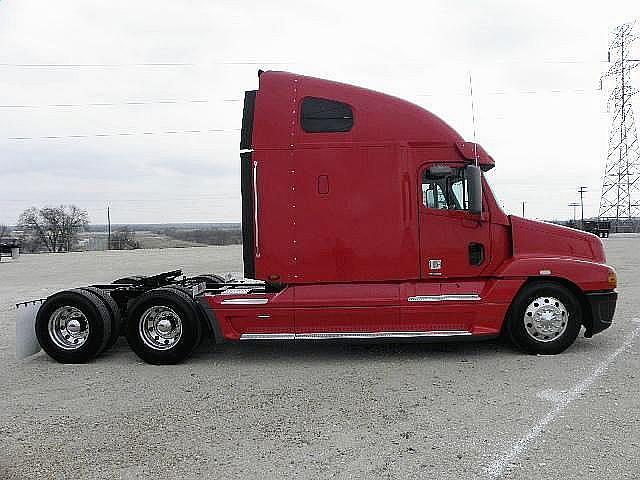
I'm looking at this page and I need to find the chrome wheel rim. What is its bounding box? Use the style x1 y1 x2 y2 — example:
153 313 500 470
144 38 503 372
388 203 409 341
139 306 182 351
48 306 90 350
524 296 568 343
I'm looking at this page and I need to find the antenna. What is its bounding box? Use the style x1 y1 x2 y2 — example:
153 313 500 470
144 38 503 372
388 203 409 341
468 71 479 166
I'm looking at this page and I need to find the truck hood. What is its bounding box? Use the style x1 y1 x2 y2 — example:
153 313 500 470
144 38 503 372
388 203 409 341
510 216 606 263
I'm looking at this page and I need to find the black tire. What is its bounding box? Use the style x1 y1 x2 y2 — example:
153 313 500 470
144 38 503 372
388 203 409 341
163 286 211 345
113 275 146 285
125 287 203 364
35 289 112 363
505 281 582 355
80 287 122 350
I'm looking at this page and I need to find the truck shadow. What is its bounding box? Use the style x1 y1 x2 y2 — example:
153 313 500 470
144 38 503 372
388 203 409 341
21 337 517 365
189 337 518 363
29 334 605 365
187 333 606 364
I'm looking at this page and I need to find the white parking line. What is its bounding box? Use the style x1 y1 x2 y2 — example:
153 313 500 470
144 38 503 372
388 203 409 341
535 388 569 403
485 322 640 478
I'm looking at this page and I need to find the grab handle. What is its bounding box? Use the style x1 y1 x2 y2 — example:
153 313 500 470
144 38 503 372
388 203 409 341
253 160 260 258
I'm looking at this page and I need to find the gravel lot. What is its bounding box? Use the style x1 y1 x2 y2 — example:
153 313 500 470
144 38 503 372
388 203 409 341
1 239 639 479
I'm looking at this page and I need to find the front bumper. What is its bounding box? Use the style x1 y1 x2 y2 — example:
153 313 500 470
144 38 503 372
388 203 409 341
584 290 617 337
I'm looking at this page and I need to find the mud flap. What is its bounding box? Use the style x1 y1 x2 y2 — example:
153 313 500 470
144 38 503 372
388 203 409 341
16 300 45 359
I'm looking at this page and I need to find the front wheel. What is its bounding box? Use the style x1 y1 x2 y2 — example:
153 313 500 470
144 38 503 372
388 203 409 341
125 287 202 364
505 281 582 355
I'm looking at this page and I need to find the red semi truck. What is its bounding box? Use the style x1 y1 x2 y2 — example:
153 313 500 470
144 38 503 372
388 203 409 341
16 71 618 364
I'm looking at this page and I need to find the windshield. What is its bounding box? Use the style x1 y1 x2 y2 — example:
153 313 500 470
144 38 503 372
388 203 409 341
483 170 507 214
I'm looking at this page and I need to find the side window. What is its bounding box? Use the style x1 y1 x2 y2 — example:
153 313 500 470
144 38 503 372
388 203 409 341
422 168 469 211
301 97 353 133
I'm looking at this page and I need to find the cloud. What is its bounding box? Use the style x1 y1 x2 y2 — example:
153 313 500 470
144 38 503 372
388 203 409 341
1 0 639 223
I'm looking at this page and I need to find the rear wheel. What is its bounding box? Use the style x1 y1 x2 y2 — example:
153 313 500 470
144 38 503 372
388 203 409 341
125 288 202 364
35 289 112 363
80 287 122 350
506 281 582 355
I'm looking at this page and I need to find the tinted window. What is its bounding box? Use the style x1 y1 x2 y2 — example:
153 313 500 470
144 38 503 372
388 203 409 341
422 168 469 210
301 97 353 133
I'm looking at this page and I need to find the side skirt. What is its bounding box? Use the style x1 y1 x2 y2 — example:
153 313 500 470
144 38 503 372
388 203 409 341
240 331 473 341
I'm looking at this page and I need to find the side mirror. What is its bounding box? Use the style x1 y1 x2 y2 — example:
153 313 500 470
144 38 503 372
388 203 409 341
466 165 483 215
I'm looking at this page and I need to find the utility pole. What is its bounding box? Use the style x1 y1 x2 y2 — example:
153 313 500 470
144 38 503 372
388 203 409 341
521 201 526 217
579 186 587 229
569 202 580 223
107 206 111 250
599 21 640 233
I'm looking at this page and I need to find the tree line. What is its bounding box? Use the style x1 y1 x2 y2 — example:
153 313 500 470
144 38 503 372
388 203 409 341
11 205 240 253
157 227 241 246
17 205 89 253
14 205 138 253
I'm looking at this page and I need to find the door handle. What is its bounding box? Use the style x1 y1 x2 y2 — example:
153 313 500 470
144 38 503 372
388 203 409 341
401 173 410 223
318 175 329 194
469 242 484 266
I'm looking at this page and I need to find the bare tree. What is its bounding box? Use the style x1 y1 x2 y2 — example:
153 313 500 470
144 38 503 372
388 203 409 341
60 205 89 252
18 205 89 253
109 226 140 250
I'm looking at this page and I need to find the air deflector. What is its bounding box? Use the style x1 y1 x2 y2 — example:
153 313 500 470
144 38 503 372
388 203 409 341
240 90 257 278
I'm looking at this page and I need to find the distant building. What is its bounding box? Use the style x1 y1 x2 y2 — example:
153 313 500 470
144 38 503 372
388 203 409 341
0 237 21 260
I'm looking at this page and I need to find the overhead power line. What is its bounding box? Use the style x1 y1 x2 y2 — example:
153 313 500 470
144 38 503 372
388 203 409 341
0 61 289 68
0 98 241 108
0 87 611 111
6 128 240 141
0 195 239 204
417 88 606 97
0 58 615 69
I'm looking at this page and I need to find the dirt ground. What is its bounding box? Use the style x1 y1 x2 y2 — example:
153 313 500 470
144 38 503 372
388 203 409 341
1 240 639 479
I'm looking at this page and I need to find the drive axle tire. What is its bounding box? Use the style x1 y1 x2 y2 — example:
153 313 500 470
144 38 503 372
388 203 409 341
506 281 582 355
35 289 112 363
80 287 122 350
125 288 202 364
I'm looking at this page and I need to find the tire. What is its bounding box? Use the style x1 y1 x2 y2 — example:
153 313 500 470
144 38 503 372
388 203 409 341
163 286 211 345
35 289 112 363
80 287 122 350
125 287 203 364
505 281 582 355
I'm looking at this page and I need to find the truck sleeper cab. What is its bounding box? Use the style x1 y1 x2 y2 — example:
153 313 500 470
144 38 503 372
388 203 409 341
18 71 618 364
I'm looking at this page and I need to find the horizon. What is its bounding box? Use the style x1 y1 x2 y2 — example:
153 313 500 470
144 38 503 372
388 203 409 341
1 1 639 224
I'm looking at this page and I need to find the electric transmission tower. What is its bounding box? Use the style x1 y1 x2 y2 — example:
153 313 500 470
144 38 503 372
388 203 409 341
599 21 640 232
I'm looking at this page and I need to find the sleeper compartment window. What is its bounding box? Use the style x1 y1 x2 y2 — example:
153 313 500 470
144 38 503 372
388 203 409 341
301 97 354 133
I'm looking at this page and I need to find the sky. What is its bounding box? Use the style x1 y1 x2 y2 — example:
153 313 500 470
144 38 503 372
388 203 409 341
0 0 639 225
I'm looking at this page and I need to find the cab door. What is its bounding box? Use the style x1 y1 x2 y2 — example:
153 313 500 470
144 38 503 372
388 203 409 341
418 164 491 278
